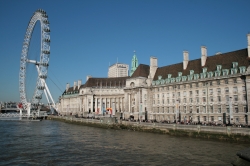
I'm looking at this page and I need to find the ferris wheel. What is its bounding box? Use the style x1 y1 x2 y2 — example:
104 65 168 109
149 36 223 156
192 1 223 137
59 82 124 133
19 9 55 116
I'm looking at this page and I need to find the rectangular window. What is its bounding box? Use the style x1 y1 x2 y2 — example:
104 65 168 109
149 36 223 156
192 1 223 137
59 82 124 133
178 92 180 97
218 106 221 113
202 89 206 95
196 106 199 113
203 97 206 102
233 87 238 93
225 87 229 93
225 79 228 84
190 84 192 88
196 90 199 95
196 97 199 103
209 89 213 95
167 99 169 104
226 107 230 113
172 99 175 104
218 116 222 121
234 95 238 101
189 98 193 102
217 88 221 94
211 116 214 121
203 106 206 113
167 107 170 113
210 106 213 113
210 96 213 102
217 96 221 102
189 91 192 96
183 98 186 103
226 95 229 102
204 116 207 121
217 80 220 85
190 106 193 113
183 91 186 97
235 107 239 113
184 106 187 113
233 78 237 83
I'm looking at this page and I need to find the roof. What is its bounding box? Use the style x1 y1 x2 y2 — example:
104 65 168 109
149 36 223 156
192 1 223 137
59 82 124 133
83 77 129 88
153 48 249 80
131 64 150 78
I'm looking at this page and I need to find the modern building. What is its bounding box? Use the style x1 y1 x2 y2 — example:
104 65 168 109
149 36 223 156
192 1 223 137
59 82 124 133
59 34 250 125
108 63 129 78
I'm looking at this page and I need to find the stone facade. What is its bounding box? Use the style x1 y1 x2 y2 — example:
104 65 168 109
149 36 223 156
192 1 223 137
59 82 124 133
58 34 250 125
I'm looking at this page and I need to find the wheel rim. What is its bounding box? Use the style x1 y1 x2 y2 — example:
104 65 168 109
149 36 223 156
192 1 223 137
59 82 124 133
19 9 50 110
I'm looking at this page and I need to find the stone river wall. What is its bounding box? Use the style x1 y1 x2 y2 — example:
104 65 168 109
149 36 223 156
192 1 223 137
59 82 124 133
48 115 250 143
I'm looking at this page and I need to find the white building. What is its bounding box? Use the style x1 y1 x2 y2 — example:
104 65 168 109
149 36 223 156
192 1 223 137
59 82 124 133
59 33 250 125
108 63 129 78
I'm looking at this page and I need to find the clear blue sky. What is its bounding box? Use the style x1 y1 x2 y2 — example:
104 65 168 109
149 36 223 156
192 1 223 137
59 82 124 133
0 0 250 103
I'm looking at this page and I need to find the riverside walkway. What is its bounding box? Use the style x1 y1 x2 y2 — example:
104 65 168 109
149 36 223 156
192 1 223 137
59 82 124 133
48 115 250 137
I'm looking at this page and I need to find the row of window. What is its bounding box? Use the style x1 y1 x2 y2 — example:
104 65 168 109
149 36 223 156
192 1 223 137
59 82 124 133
153 86 246 99
153 105 247 114
154 78 240 92
153 94 247 104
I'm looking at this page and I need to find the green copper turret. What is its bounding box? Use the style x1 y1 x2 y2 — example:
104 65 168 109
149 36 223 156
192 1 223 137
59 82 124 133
130 51 138 76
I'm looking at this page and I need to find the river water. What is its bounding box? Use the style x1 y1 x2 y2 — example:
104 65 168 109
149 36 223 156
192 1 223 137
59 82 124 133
0 120 249 166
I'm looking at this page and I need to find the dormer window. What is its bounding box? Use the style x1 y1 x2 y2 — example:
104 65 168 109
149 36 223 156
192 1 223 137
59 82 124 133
170 78 175 83
217 65 222 71
231 68 238 75
168 74 172 78
207 71 213 78
190 70 194 75
187 75 193 81
182 76 187 81
215 71 221 77
202 67 207 73
178 72 182 77
222 69 229 76
158 75 162 80
239 66 246 73
176 77 181 82
165 78 171 84
232 62 238 68
194 74 199 80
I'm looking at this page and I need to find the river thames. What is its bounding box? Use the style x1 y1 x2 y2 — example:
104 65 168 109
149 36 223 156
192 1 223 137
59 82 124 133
0 120 249 166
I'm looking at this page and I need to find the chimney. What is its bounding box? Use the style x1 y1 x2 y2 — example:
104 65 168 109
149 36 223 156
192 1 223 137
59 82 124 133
183 51 189 70
66 83 70 92
86 75 92 81
73 81 77 90
149 56 158 79
78 80 82 89
248 34 250 57
201 46 207 66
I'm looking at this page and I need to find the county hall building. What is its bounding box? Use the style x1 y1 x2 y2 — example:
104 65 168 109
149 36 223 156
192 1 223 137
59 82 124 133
58 34 250 125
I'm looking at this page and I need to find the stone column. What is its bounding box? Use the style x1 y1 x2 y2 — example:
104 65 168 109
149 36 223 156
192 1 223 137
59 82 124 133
91 96 93 113
129 93 131 113
95 97 97 114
